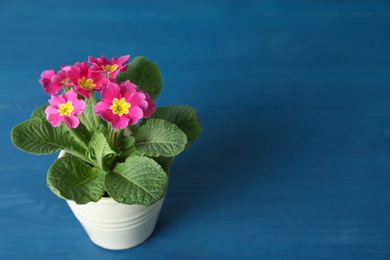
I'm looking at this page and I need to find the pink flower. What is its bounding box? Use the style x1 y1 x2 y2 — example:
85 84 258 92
94 82 148 130
143 92 156 118
88 55 130 80
45 89 86 128
118 80 138 91
39 67 70 95
67 62 110 98
117 80 156 118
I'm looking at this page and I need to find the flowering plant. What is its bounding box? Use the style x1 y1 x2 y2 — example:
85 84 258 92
11 55 201 206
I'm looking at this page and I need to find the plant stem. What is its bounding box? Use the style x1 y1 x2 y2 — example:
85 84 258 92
78 113 90 130
89 93 101 128
109 127 118 149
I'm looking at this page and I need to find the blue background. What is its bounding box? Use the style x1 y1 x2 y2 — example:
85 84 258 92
1 0 390 259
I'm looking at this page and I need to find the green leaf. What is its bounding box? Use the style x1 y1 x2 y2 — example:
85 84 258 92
116 135 136 162
105 155 167 206
116 56 162 100
69 122 92 147
86 131 116 170
11 118 87 155
118 135 135 152
152 106 202 141
83 96 100 131
47 155 106 204
152 156 175 174
31 104 48 120
134 119 187 157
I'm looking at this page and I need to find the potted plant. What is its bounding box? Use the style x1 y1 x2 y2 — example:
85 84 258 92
10 54 201 250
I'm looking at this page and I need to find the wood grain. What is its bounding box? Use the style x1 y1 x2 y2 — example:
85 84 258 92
1 0 390 259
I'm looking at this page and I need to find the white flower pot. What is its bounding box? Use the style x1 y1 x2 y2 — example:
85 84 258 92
66 196 165 250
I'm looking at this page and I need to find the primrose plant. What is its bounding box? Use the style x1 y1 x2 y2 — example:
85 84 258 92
11 55 201 206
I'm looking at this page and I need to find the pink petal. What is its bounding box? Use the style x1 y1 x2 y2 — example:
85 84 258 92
45 105 58 115
67 65 81 84
79 62 91 77
75 88 92 99
111 115 130 130
143 107 156 118
47 114 63 127
60 65 72 71
40 70 63 95
94 101 111 115
101 82 120 102
128 92 146 107
128 106 144 121
63 89 77 100
89 70 103 81
64 115 80 128
113 55 130 65
94 101 118 123
119 80 138 91
41 78 61 95
72 101 86 114
51 75 63 85
139 100 149 110
48 95 65 107
87 56 99 64
40 70 56 78
120 64 128 72
143 93 156 118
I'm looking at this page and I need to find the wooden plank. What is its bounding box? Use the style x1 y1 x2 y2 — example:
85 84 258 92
1 0 390 259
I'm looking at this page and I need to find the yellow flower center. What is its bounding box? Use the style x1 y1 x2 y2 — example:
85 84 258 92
58 101 74 117
110 98 130 116
78 76 96 90
101 64 118 74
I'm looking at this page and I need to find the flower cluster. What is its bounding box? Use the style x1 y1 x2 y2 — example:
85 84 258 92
12 54 202 206
40 55 155 130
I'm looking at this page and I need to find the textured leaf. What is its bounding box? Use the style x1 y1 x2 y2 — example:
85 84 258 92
47 155 106 204
152 156 175 174
69 122 92 147
118 135 135 152
116 56 162 100
134 119 187 157
83 96 100 131
86 131 116 170
116 135 136 162
30 104 48 120
105 155 167 206
11 118 86 155
152 105 202 141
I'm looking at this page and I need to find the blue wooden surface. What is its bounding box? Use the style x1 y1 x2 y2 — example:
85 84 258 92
1 0 390 259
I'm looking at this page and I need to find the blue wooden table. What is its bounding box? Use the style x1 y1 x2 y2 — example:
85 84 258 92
1 0 390 259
